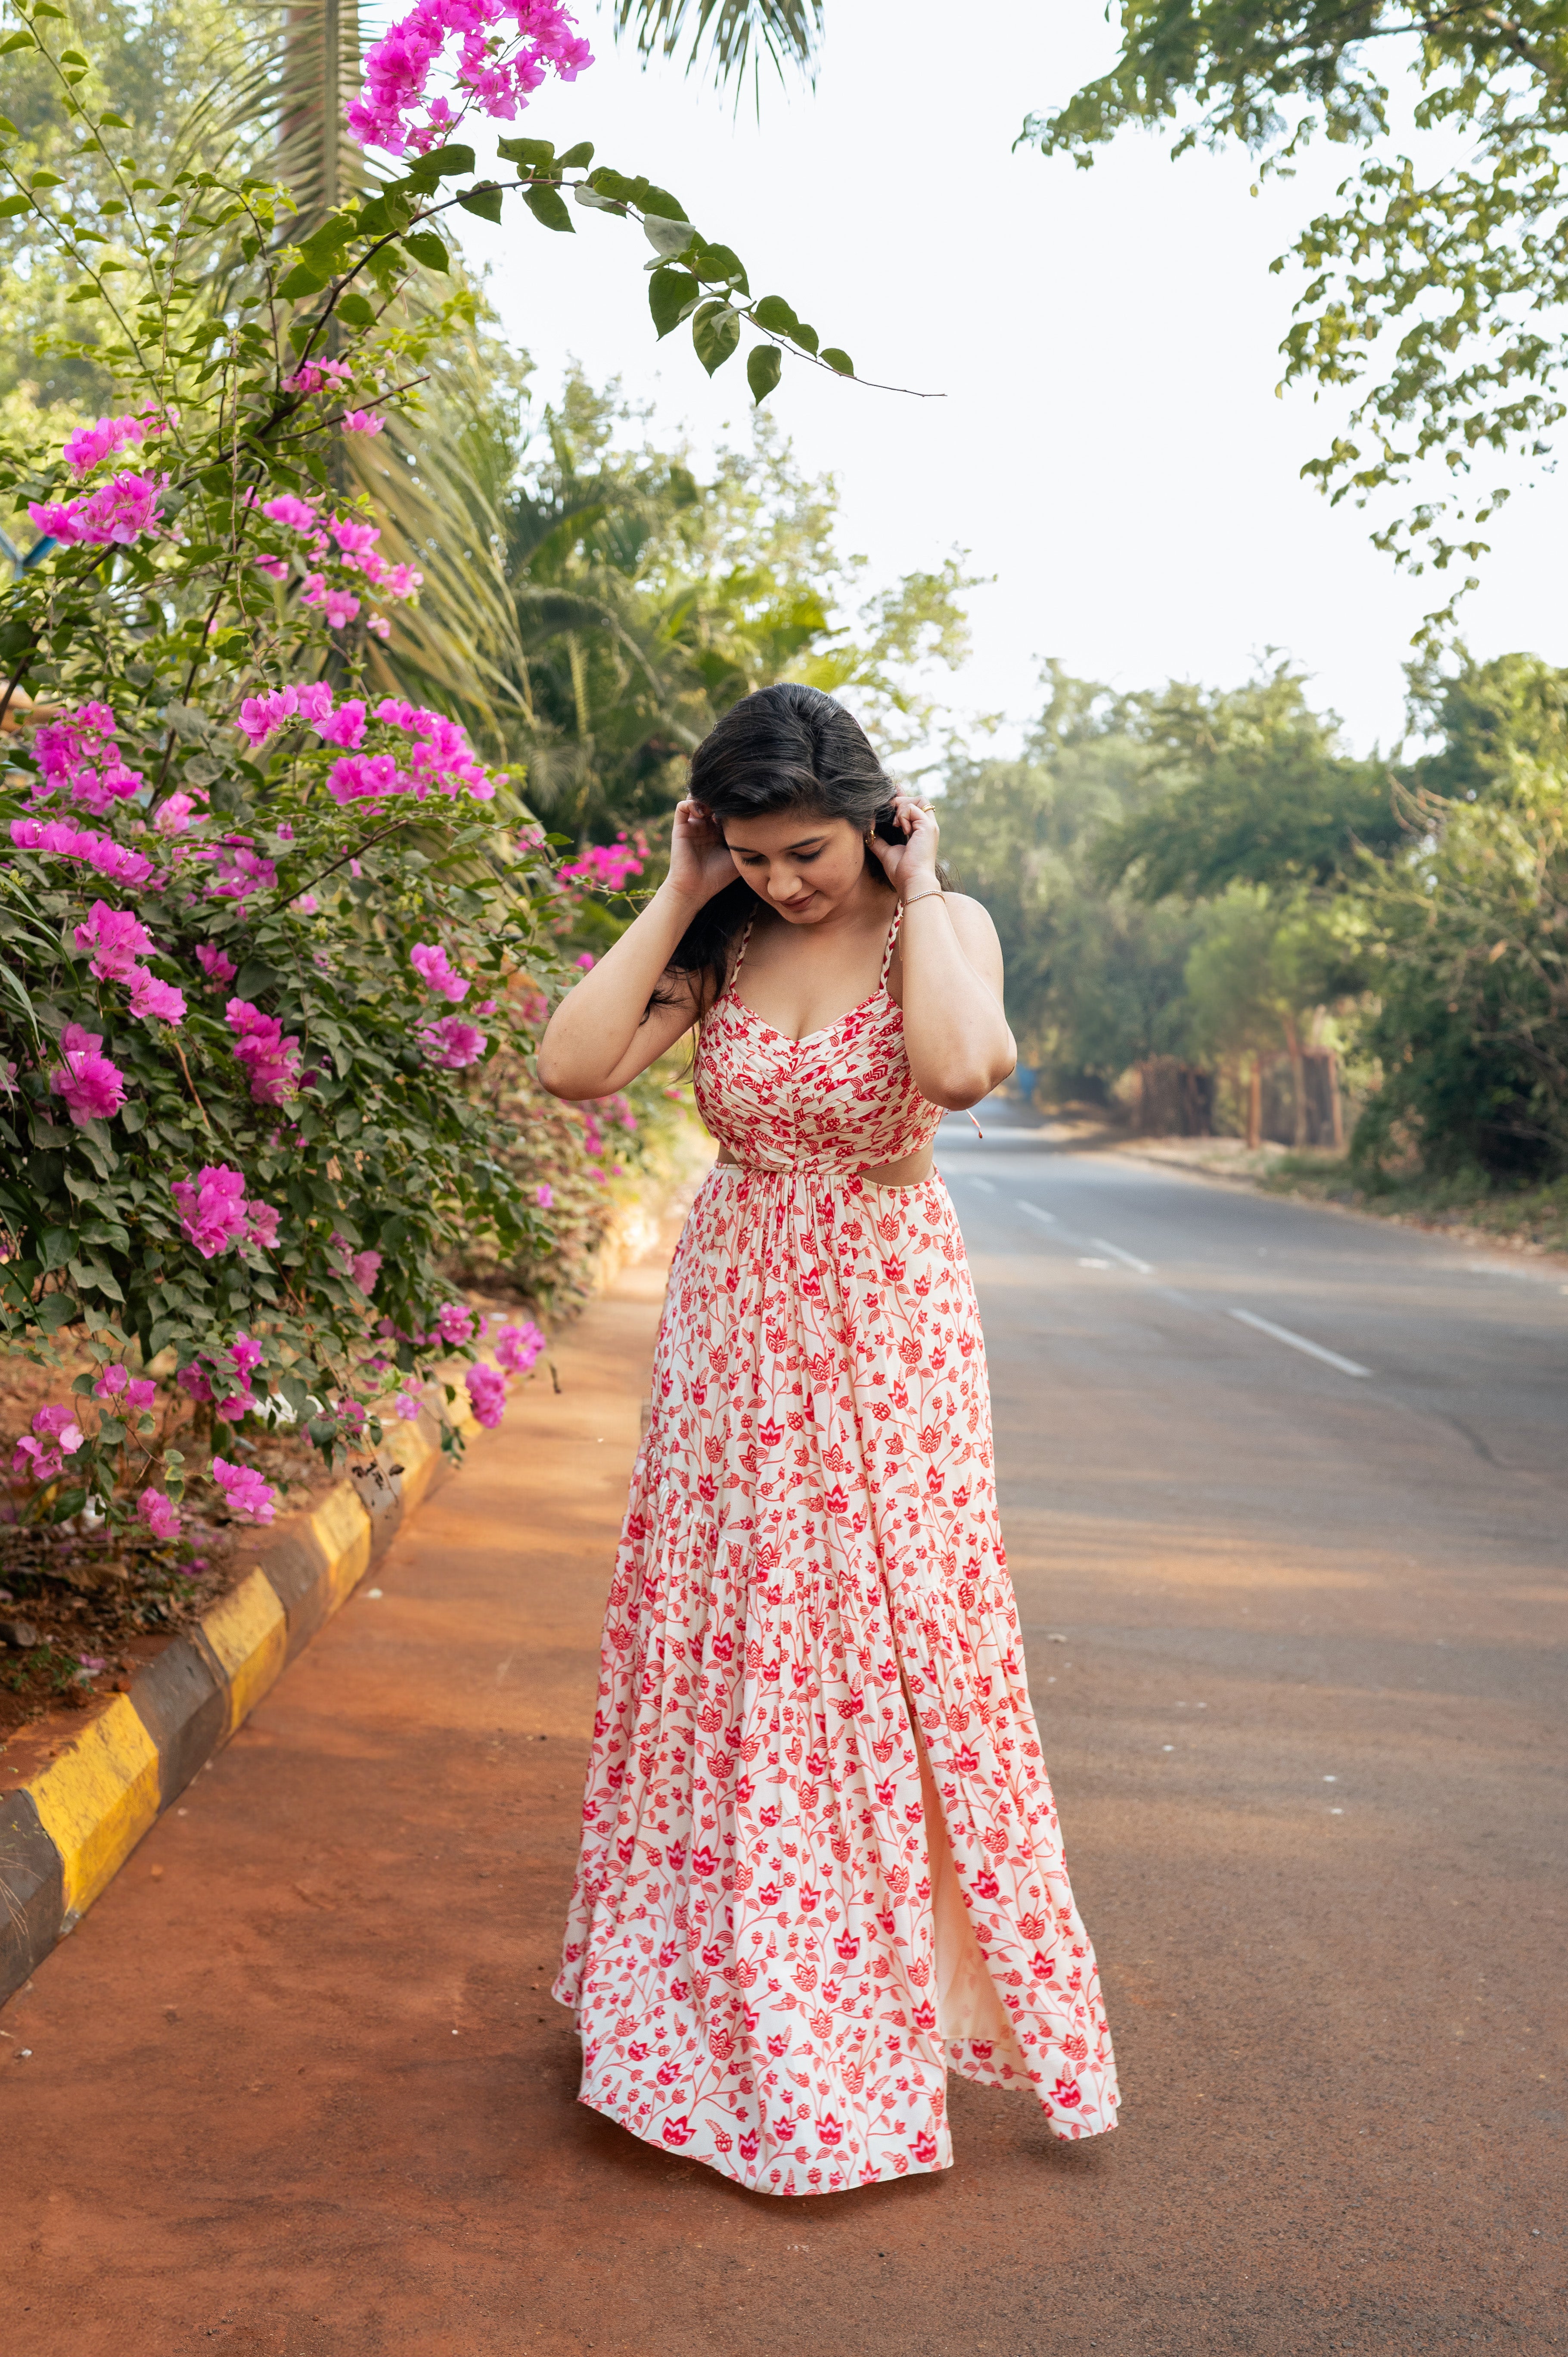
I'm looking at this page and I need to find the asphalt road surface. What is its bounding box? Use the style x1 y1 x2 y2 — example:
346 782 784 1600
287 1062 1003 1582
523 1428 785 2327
1 1129 1563 2355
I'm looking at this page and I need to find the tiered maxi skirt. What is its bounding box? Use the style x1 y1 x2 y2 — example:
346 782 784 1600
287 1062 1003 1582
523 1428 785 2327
554 1165 1118 2194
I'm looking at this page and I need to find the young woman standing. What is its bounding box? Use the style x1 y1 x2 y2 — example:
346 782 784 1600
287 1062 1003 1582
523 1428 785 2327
539 683 1118 2194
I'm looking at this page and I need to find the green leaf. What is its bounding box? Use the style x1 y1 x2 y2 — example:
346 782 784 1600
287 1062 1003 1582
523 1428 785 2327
821 347 854 376
641 184 688 223
417 143 476 180
791 320 820 356
693 300 740 376
747 343 782 407
497 136 555 167
456 184 505 225
751 294 798 338
0 33 34 54
523 183 574 235
99 112 131 128
0 193 29 216
692 241 748 295
649 267 700 340
401 230 450 270
337 291 375 327
643 212 696 262
557 141 595 169
37 1292 77 1334
277 262 328 299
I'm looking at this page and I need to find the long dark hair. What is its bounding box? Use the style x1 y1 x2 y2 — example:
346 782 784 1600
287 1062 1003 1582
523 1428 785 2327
660 683 914 1011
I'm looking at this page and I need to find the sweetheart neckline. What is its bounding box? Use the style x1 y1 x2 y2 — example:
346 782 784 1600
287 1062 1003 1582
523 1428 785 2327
723 980 895 1049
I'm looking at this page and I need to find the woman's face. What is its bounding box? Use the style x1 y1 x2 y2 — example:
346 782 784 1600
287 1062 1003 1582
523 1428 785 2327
715 805 872 925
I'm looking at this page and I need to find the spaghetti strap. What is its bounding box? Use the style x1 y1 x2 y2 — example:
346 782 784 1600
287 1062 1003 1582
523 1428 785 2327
726 916 756 996
879 901 904 986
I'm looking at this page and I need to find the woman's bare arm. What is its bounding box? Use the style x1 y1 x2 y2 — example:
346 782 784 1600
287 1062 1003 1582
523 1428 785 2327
536 801 741 1101
872 798 1015 1110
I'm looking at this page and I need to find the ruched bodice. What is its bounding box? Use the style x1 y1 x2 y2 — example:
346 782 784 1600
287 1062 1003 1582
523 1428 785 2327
693 903 944 1172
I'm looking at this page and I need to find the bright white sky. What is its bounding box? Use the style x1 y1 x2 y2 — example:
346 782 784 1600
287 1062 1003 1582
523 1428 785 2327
443 0 1566 759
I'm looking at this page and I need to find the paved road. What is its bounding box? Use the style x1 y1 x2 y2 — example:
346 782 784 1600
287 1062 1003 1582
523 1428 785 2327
1 1140 1564 2354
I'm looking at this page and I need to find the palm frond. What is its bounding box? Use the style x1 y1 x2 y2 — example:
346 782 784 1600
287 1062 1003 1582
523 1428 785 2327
613 0 822 97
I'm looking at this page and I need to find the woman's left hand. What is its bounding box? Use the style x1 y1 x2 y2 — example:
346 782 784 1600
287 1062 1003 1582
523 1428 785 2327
866 792 940 901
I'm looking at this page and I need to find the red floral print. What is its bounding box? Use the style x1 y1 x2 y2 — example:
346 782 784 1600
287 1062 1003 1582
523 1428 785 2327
554 905 1118 2194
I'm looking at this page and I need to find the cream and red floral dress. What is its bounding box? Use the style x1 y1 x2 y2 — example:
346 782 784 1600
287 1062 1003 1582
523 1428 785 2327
555 904 1118 2193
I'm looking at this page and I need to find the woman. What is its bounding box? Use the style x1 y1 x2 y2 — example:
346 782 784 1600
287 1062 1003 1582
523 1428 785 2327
540 684 1118 2195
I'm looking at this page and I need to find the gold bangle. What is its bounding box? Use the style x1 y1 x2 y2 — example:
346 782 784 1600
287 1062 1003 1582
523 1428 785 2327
901 886 944 909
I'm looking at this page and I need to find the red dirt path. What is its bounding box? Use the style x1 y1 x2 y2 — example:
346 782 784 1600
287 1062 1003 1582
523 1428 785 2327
0 1236 1562 2355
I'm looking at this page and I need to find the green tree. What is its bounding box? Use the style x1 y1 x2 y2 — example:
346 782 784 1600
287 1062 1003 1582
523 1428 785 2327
1184 886 1365 1143
1025 2 1568 625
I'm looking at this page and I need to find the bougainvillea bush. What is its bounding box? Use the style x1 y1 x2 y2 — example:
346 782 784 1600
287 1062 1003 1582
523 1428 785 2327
0 0 849 1558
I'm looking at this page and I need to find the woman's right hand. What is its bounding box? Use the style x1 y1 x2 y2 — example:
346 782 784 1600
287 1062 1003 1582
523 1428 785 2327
666 797 739 905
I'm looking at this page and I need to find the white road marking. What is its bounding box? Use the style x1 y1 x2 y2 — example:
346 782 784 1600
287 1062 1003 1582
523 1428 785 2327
1230 1307 1371 1379
1016 1200 1057 1225
1091 1235 1154 1275
969 1177 995 1194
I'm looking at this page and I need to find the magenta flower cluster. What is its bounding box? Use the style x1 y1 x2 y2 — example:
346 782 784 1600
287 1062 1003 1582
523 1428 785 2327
326 700 494 805
211 1456 277 1523
249 493 422 638
417 1013 487 1068
94 1362 158 1415
61 410 158 474
559 832 646 891
172 1165 281 1259
346 0 593 158
11 815 155 888
178 1330 265 1424
49 1022 127 1126
410 940 468 1001
493 1318 545 1375
226 999 303 1104
465 1361 506 1428
12 1402 85 1483
31 702 144 815
28 469 165 550
74 900 186 1026
138 1486 182 1540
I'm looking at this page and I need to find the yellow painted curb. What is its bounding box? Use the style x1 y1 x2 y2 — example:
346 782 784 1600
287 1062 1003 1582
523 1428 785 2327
199 1569 288 1738
311 1484 373 1616
392 1416 439 1519
26 1695 161 1925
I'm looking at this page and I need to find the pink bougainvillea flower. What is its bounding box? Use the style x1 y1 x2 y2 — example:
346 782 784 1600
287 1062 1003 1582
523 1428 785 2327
435 1301 476 1346
196 943 237 985
226 999 302 1103
137 1486 182 1541
73 899 154 983
259 493 320 532
367 614 391 641
153 791 196 837
559 834 645 891
10 816 156 888
33 702 143 814
172 1165 278 1259
346 0 593 158
381 563 423 601
410 940 469 1001
62 413 149 473
235 680 335 747
341 409 384 434
466 1362 506 1429
574 951 596 970
254 552 290 582
128 969 186 1024
93 1363 157 1415
49 1022 127 1126
211 1457 276 1524
201 838 278 901
12 1402 86 1482
330 516 381 560
31 470 166 548
323 588 360 628
230 1331 264 1381
534 1182 554 1210
350 1250 382 1295
417 1014 487 1068
494 1319 545 1375
315 698 366 749
394 1390 424 1421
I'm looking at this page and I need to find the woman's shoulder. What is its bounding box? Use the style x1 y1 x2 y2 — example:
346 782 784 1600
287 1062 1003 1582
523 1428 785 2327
929 889 999 941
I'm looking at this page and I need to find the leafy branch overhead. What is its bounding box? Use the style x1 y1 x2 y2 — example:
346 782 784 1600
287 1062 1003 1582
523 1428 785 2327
1023 0 1568 634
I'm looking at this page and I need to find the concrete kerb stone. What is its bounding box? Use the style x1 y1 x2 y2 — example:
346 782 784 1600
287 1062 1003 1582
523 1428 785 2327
0 1390 482 2009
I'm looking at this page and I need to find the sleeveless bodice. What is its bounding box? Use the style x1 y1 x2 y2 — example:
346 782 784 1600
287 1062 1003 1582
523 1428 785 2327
692 902 943 1172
